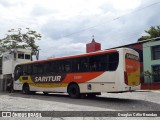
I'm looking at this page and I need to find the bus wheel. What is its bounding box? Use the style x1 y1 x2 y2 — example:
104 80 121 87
68 84 80 98
22 84 30 95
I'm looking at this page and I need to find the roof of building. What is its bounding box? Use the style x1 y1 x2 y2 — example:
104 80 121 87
106 37 160 50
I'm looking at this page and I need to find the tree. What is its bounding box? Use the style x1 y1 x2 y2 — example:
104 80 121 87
138 25 160 41
0 28 41 60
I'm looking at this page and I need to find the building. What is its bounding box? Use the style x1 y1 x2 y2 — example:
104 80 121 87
86 37 101 53
0 48 32 91
142 39 160 89
86 37 160 89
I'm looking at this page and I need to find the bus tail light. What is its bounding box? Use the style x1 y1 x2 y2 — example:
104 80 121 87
124 71 128 85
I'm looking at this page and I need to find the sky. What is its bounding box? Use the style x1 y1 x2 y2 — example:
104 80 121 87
0 0 160 59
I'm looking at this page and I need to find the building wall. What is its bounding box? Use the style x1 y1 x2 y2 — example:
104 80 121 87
104 38 160 89
0 49 32 91
142 40 160 89
2 53 14 74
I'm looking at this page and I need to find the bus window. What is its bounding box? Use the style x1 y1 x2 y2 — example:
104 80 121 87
79 57 89 72
23 65 28 75
72 58 79 72
108 52 119 71
50 62 57 73
97 54 108 71
64 60 71 72
44 62 51 73
90 55 109 72
33 64 43 75
33 64 39 74
27 64 32 75
38 64 43 74
89 56 98 71
57 61 65 73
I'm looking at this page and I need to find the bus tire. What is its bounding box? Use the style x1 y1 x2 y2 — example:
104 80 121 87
22 84 30 95
68 84 80 98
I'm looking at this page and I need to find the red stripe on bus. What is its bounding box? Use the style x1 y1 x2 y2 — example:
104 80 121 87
62 72 104 83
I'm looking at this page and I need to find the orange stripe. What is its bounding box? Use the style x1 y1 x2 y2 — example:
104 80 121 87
126 59 139 73
62 72 104 83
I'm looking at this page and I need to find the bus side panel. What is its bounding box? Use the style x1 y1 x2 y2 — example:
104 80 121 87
79 83 117 93
29 84 68 93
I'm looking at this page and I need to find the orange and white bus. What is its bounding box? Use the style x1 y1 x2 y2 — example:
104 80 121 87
13 48 140 98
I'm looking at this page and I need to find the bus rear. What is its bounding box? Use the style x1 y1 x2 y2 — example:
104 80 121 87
123 48 140 91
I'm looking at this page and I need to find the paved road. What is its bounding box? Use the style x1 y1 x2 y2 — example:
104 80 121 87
0 91 160 120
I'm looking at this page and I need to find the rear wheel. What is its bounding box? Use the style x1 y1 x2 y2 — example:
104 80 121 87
68 84 80 98
22 84 30 95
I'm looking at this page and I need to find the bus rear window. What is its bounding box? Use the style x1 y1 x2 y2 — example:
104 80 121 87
108 52 119 71
125 53 139 61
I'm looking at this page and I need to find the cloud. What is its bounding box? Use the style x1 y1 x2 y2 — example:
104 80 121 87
0 0 20 7
37 37 85 59
0 0 160 60
31 5 54 17
36 0 160 59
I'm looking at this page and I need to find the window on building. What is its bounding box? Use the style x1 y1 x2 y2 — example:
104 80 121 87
152 65 160 83
25 54 31 60
18 54 24 59
152 45 160 60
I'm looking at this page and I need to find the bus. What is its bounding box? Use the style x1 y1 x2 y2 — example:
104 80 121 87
13 48 140 98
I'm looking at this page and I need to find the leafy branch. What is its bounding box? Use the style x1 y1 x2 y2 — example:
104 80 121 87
0 28 41 60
